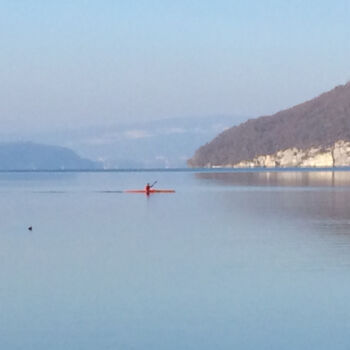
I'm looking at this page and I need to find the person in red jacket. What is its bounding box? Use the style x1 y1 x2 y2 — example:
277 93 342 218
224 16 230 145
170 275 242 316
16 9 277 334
145 181 157 195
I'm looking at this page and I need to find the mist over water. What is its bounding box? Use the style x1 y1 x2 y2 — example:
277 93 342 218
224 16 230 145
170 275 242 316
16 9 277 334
1 170 350 349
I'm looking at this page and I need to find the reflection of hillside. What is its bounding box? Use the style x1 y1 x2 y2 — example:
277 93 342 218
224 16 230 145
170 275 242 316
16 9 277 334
196 171 350 235
196 171 350 187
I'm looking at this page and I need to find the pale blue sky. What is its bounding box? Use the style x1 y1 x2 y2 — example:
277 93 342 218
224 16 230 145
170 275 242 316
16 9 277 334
1 0 349 132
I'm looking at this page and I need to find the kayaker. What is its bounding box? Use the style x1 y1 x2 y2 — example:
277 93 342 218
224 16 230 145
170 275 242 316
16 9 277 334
145 181 157 195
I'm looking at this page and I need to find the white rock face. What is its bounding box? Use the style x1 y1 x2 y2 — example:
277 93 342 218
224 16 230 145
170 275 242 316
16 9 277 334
225 140 350 168
333 140 350 166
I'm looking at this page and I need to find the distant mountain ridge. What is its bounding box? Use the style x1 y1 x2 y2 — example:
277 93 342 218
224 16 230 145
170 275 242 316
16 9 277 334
54 116 247 168
188 82 350 167
0 142 101 170
0 116 246 169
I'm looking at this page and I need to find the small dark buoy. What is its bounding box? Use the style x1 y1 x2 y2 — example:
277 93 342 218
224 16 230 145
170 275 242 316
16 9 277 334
28 226 32 231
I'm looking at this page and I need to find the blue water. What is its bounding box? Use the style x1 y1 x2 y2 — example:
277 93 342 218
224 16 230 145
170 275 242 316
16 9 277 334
1 170 350 349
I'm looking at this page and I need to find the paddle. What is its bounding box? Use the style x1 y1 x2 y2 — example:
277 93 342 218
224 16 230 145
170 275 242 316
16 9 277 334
150 180 157 188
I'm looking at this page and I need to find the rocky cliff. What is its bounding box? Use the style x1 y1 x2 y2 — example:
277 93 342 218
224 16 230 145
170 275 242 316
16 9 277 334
219 140 350 168
188 82 350 168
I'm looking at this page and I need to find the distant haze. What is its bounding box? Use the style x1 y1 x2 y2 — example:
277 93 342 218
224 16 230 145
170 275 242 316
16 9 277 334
1 0 350 134
0 115 245 168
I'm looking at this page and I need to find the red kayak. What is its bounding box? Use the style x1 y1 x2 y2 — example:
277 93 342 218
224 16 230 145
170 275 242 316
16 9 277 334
124 189 175 194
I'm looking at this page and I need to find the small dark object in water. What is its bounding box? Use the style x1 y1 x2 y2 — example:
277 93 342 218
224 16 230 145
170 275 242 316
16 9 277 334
28 226 32 231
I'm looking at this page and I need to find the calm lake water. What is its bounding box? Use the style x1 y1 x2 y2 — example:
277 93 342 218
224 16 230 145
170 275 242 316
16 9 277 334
1 170 350 349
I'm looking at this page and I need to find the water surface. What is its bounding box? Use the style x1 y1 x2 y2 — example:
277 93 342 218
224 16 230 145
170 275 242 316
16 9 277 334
1 170 350 349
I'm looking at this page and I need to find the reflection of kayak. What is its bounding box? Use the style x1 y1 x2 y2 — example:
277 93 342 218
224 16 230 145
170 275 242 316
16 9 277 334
124 189 175 194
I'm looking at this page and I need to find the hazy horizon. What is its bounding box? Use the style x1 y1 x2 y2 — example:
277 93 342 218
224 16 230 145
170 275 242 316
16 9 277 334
1 0 350 134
